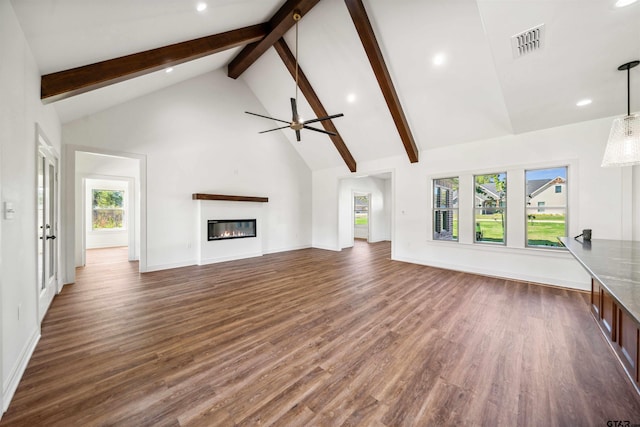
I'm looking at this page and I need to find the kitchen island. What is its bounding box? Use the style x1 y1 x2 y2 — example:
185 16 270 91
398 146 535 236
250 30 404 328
560 237 640 394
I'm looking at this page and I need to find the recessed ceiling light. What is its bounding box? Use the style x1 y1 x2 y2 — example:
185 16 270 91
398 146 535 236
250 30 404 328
347 93 357 103
576 99 592 107
433 53 446 66
196 2 207 12
165 67 174 73
615 0 638 7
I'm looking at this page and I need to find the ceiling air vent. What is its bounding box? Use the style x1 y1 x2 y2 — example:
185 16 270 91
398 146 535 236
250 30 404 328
511 24 545 58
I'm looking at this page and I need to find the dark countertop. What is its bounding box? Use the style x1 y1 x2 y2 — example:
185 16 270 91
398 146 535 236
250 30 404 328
559 237 640 323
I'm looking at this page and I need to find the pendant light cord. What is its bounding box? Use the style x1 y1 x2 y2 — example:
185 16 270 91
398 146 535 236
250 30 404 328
627 65 631 116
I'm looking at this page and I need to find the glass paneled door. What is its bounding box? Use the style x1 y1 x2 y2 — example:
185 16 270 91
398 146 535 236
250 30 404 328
37 142 58 322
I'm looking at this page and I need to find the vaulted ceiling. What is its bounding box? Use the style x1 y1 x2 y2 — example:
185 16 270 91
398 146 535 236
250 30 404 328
10 0 640 172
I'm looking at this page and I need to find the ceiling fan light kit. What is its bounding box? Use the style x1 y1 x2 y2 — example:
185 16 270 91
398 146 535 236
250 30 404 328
245 10 344 142
602 60 640 167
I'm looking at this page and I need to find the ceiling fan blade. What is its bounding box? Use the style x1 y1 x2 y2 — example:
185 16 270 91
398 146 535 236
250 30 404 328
295 129 301 142
290 98 299 122
258 125 291 134
245 111 291 125
303 125 337 136
303 113 344 125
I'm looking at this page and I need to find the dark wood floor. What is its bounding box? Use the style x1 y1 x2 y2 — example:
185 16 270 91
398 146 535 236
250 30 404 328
2 242 640 426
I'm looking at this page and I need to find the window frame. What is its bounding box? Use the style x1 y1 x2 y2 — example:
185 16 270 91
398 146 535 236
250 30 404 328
353 194 369 227
432 177 459 242
473 172 507 245
91 188 126 232
524 166 568 249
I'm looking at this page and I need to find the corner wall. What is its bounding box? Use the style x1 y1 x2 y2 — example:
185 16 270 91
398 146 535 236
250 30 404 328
313 116 633 290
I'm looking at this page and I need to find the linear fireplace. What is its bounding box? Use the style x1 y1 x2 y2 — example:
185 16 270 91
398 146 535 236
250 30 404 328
208 219 256 241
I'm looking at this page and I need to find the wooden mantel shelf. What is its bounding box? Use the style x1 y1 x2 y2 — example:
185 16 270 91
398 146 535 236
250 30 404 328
192 193 269 203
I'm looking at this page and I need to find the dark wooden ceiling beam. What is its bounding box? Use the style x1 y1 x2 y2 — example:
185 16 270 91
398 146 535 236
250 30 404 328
41 23 269 103
227 0 321 79
273 38 357 172
343 0 419 163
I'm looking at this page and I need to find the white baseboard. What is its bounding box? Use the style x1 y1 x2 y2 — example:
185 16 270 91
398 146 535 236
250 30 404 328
393 255 589 291
264 244 311 255
2 327 40 414
311 244 340 252
145 259 197 272
198 252 263 266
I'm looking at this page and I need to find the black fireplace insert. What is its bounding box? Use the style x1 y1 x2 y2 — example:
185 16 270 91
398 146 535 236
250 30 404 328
208 219 256 241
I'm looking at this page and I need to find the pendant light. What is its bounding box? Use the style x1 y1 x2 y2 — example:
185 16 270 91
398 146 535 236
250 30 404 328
602 60 640 167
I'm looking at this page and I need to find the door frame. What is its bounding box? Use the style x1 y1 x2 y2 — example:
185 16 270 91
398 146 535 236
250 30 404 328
63 144 147 285
36 125 60 322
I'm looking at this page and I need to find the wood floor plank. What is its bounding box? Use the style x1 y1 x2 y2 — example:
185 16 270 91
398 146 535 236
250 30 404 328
2 242 640 426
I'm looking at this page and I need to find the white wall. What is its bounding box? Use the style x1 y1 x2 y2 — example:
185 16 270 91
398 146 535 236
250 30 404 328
313 116 636 290
0 0 62 414
338 177 391 248
63 69 312 274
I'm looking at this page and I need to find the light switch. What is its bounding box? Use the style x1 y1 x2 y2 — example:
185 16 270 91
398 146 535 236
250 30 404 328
4 202 15 220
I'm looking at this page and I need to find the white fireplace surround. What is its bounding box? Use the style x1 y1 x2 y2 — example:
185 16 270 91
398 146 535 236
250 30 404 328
195 200 264 265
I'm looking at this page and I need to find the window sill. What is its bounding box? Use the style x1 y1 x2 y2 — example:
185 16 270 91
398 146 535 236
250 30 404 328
426 239 570 259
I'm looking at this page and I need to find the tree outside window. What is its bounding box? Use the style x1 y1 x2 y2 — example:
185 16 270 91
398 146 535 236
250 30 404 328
92 189 125 230
474 173 507 244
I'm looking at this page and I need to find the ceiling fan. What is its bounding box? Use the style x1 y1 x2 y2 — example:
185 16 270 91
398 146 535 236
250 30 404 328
245 11 344 142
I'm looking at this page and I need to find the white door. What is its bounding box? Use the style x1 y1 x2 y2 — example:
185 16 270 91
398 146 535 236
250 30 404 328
37 144 58 322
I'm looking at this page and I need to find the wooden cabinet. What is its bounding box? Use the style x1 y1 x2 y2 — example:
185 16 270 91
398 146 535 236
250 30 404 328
617 308 639 383
601 286 616 341
592 279 616 340
591 278 600 317
591 278 640 391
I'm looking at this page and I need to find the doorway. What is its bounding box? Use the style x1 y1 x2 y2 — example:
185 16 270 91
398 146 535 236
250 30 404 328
76 153 140 268
353 193 370 241
37 131 58 322
338 172 393 249
64 146 146 285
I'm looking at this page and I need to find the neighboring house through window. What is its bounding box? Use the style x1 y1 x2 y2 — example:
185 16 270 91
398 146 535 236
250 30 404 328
433 177 458 241
526 167 567 247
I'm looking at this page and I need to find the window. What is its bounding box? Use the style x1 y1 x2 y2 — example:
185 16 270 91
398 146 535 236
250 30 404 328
92 189 125 230
526 167 567 247
433 177 458 241
475 173 506 244
354 195 368 226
